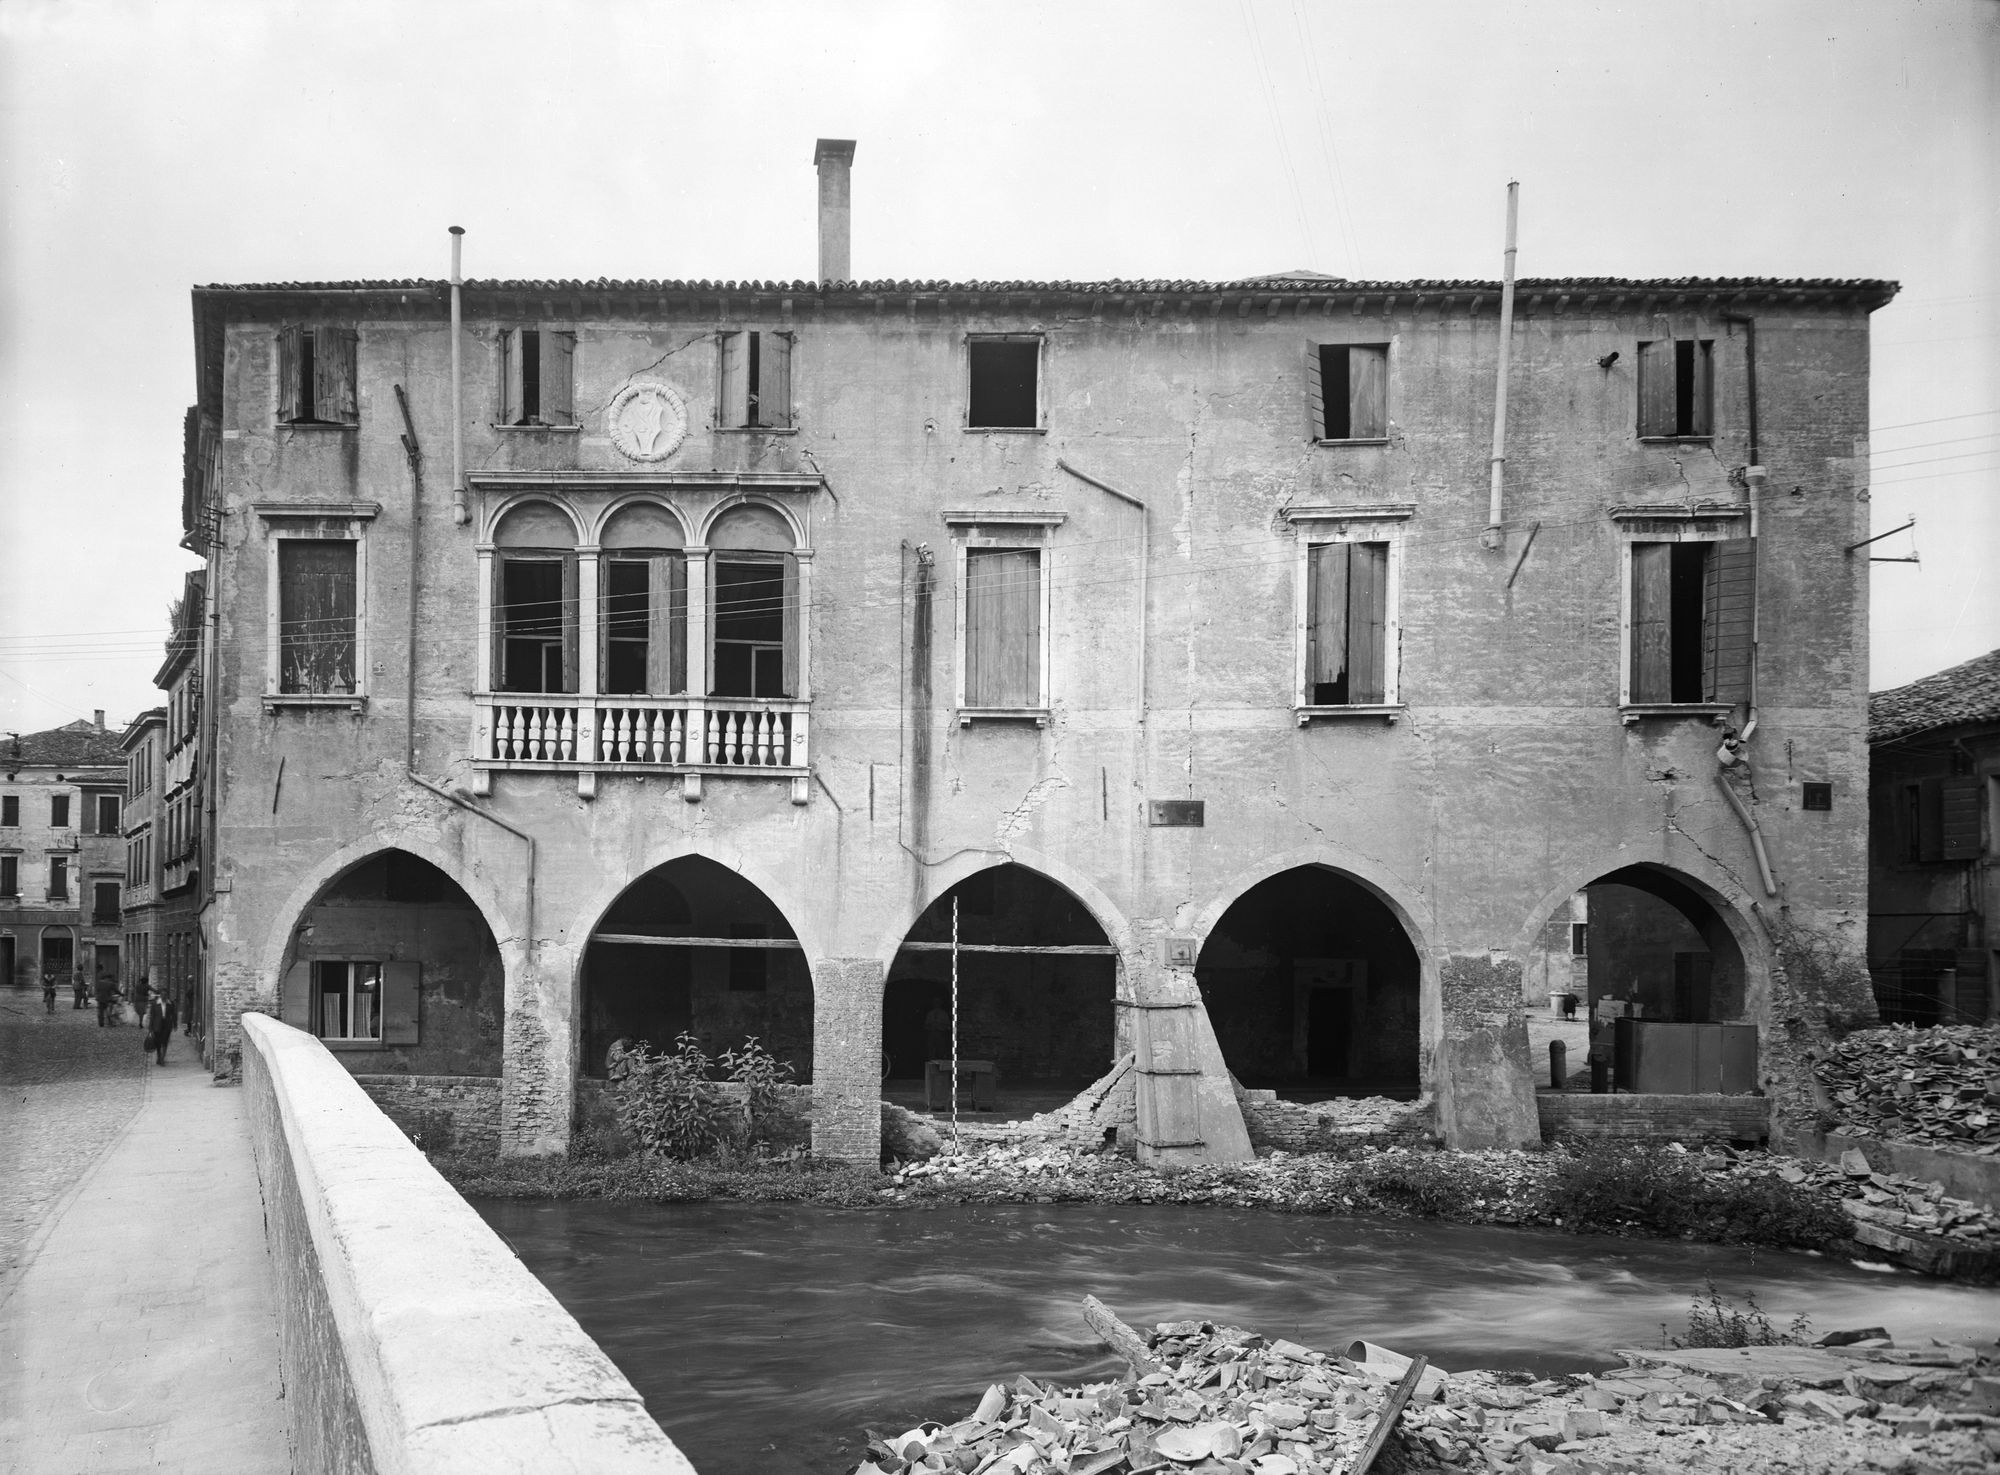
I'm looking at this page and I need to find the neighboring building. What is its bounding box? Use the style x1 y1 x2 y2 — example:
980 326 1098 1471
1868 648 2000 1025
0 716 127 996
119 575 211 1032
184 143 1889 1163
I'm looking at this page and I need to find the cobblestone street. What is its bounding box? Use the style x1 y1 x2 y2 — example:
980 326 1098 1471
0 987 151 1294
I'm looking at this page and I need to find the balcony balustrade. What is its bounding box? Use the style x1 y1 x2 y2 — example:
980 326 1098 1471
474 693 809 775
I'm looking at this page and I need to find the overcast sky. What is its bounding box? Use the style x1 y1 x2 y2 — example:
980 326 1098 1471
1 0 1993 736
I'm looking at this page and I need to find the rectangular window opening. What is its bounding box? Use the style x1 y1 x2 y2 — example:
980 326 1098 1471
94 882 120 925
968 340 1040 429
48 857 68 902
497 557 571 694
298 329 318 422
1316 344 1388 440
711 557 788 698
520 330 541 424
964 546 1042 707
0 855 17 897
314 960 383 1041
278 540 359 695
50 794 70 828
97 795 120 833
1570 922 1588 957
1627 536 1754 705
1638 339 1714 437
603 559 652 694
2 795 17 827
1306 541 1389 705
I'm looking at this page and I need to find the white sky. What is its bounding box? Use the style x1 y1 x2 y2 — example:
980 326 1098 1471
1 0 1994 735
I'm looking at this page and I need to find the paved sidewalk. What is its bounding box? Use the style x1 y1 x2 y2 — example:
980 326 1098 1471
0 1046 292 1474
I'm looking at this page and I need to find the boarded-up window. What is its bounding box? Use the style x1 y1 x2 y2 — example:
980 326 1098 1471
1306 541 1389 704
968 339 1041 428
718 330 794 429
1628 539 1753 703
965 547 1042 707
279 326 358 425
500 328 576 426
1637 339 1714 437
1309 344 1390 440
277 540 358 694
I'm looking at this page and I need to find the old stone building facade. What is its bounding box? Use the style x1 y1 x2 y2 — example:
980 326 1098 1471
1 718 126 997
183 152 1891 1162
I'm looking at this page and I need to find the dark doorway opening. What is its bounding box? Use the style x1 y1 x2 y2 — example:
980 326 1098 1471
1197 867 1421 1100
882 865 1116 1118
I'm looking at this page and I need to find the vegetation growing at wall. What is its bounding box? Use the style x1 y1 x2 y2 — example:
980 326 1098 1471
603 1034 810 1161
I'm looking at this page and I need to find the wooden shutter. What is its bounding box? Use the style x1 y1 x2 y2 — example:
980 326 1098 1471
641 554 682 694
382 961 421 1045
781 553 801 698
1304 342 1325 441
1637 340 1675 437
668 553 688 693
543 331 576 426
1347 542 1389 703
498 329 518 423
1629 543 1673 702
1941 776 1984 860
1701 538 1757 703
966 548 1039 707
277 326 303 423
491 555 508 689
1306 542 1350 692
719 331 748 426
1349 346 1388 438
1691 341 1714 436
761 332 794 429
281 960 312 1031
1914 779 1945 863
560 554 580 694
316 328 358 424
278 541 357 694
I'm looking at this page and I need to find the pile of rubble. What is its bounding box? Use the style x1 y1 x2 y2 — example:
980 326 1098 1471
1815 1025 2000 1151
1767 1148 2000 1255
848 1308 2000 1475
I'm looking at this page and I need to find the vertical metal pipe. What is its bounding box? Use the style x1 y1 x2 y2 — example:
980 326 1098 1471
1483 182 1520 551
449 227 467 526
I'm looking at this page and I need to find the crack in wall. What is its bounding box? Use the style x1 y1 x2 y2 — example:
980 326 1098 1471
583 333 711 418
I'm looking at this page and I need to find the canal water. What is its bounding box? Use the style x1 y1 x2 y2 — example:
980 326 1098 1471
475 1199 2000 1474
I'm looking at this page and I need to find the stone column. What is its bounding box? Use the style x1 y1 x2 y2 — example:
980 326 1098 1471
1435 953 1541 1149
499 938 573 1158
810 956 884 1165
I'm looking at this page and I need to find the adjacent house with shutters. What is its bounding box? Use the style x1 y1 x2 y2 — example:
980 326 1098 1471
177 143 1893 1162
1867 648 2000 1025
0 717 127 997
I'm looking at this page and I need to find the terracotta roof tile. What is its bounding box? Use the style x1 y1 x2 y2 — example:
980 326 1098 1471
7 720 125 769
1870 648 2000 744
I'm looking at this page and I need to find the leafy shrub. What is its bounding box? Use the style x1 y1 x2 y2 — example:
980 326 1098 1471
1543 1143 1849 1249
608 1033 730 1160
718 1037 808 1156
1668 1278 1811 1348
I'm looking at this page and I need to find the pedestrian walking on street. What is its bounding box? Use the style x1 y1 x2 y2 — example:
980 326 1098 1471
71 972 87 1009
94 974 116 1027
144 992 178 1065
42 974 57 1012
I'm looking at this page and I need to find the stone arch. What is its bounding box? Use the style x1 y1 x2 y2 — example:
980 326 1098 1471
565 835 823 968
866 844 1136 973
1191 851 1433 1099
482 493 584 546
1512 849 1766 972
591 494 691 547
698 495 806 549
257 833 518 990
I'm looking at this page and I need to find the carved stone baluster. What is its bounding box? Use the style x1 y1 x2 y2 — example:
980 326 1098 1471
756 711 772 766
730 711 744 765
704 709 718 765
560 708 576 761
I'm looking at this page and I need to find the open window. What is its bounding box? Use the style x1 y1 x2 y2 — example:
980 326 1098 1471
599 502 688 695
707 504 799 699
1307 343 1389 441
1637 339 1714 438
1626 538 1754 705
717 330 794 429
492 502 580 694
498 328 576 426
277 325 359 425
967 336 1042 429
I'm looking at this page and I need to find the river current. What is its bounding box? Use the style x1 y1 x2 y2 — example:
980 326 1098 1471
474 1199 2000 1474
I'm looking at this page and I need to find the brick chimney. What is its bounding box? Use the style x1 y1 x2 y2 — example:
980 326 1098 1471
93 709 104 731
813 139 856 284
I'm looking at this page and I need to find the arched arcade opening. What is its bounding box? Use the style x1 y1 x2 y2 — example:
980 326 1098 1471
882 864 1118 1116
1196 866 1421 1100
580 856 813 1080
277 849 504 1074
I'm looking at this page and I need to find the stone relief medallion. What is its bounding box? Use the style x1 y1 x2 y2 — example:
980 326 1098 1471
607 382 689 463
